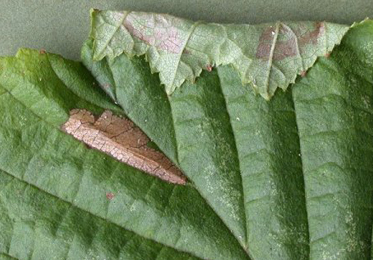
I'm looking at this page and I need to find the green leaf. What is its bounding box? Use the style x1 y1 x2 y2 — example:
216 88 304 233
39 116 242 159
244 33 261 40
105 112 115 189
0 253 16 260
81 40 179 164
292 20 373 259
83 13 373 260
2 9 373 260
0 50 249 260
90 10 348 99
83 39 309 259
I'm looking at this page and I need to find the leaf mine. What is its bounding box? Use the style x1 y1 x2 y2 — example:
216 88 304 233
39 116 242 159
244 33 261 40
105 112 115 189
62 109 187 185
91 10 349 99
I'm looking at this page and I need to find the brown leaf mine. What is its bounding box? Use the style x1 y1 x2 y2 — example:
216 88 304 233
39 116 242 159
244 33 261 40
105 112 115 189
62 109 187 185
256 22 326 61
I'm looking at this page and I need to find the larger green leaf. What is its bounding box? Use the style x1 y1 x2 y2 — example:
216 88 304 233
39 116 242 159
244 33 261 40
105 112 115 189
0 50 249 260
83 40 309 259
292 20 373 259
83 13 373 260
2 10 373 260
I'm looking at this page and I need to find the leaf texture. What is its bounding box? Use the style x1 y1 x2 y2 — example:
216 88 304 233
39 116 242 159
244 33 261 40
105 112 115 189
1 10 373 260
83 16 373 260
292 20 373 259
90 10 349 99
0 49 250 260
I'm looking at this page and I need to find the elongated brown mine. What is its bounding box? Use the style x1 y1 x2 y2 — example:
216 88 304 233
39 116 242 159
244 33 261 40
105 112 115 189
62 109 186 185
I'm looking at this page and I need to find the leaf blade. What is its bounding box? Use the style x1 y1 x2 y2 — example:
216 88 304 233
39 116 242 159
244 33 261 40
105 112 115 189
90 10 349 99
292 20 373 260
0 50 250 260
218 65 309 259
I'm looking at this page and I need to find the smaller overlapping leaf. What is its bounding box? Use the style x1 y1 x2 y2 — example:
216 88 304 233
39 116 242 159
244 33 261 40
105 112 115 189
90 10 348 99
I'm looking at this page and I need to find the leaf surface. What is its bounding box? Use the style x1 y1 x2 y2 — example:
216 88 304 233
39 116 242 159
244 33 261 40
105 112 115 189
1 10 373 260
83 14 373 260
0 50 250 260
90 10 348 99
83 41 310 259
292 20 373 259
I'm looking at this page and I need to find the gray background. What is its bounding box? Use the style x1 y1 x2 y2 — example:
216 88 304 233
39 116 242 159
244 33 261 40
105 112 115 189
1 0 372 60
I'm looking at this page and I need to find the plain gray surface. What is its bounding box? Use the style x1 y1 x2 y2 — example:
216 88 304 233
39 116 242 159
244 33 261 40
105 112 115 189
1 0 372 60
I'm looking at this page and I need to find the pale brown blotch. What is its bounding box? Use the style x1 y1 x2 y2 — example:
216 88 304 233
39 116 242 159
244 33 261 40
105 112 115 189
62 109 187 185
256 22 326 61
